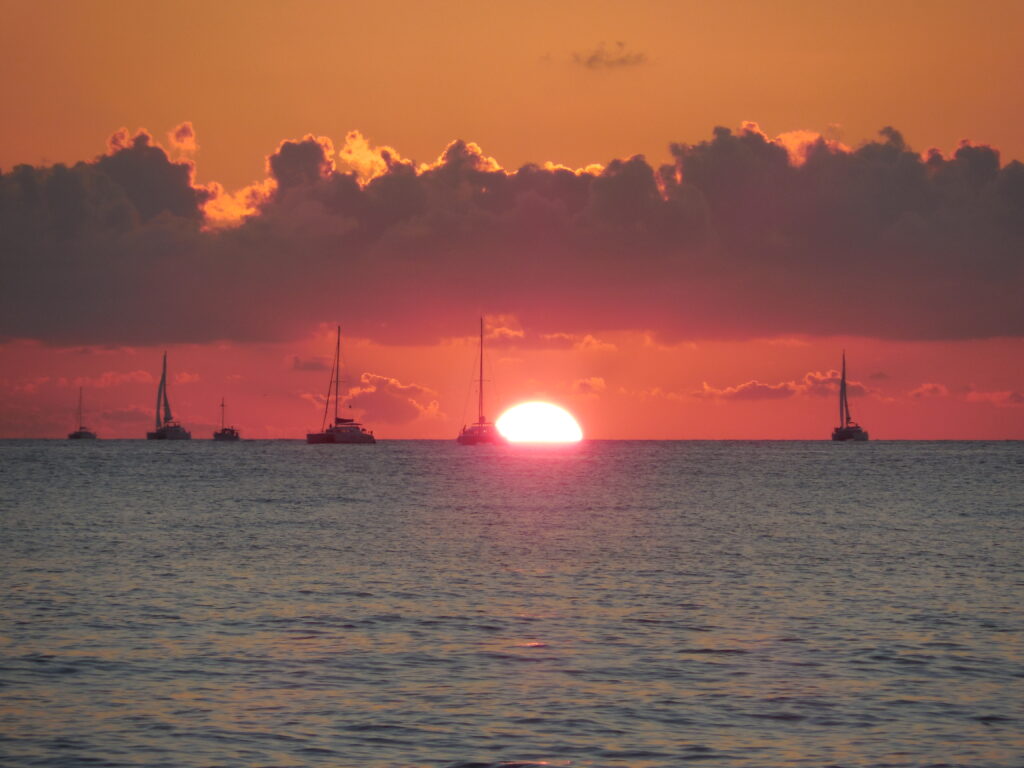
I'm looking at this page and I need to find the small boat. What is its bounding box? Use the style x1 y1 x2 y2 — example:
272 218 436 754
213 397 241 441
67 387 97 440
147 352 191 440
831 351 869 441
457 317 506 445
306 326 376 444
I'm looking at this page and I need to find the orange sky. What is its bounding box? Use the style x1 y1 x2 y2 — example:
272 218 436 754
3 0 1023 189
1 0 1022 439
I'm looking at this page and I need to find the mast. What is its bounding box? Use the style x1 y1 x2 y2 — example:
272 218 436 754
477 317 485 424
334 325 341 424
155 353 166 429
839 351 848 427
220 397 226 431
77 387 84 429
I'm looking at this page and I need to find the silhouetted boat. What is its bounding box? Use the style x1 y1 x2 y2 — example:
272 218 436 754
67 387 97 440
306 326 375 444
213 397 240 441
147 352 191 440
457 317 506 445
832 351 869 441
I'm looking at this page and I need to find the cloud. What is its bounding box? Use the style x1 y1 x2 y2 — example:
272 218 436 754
965 388 1024 406
909 382 950 399
167 122 198 154
291 355 330 371
573 376 606 395
346 373 441 424
102 406 151 423
573 41 647 69
70 370 153 388
2 123 1022 347
695 370 871 401
175 372 200 384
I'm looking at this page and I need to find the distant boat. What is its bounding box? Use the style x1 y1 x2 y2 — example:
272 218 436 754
457 317 506 445
306 326 376 444
147 352 191 440
831 351 869 441
213 397 241 441
67 386 97 440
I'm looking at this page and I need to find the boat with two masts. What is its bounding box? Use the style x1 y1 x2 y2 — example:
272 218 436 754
457 317 506 445
147 352 191 440
213 397 241 441
68 386 97 440
832 351 869 441
306 326 376 444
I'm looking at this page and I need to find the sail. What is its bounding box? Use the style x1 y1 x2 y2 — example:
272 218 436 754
162 353 173 424
155 354 166 429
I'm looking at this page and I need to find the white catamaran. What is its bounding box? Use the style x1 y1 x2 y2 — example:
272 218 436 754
831 351 869 441
147 352 191 440
457 317 506 445
306 326 376 444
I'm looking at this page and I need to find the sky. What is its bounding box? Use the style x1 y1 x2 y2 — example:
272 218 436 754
1 0 1022 439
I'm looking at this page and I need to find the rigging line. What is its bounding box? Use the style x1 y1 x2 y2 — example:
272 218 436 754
338 333 354 411
320 333 336 432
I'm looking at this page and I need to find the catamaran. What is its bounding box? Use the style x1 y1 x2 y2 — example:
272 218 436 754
457 317 506 445
831 351 869 441
306 326 376 444
147 352 191 440
67 386 97 440
213 397 241 441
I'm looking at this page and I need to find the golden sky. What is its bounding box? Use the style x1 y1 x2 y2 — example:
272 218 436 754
3 0 1023 188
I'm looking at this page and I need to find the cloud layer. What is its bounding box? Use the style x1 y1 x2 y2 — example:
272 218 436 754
2 123 1022 346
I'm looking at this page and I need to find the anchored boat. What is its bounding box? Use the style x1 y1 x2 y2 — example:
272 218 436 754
457 317 506 445
147 352 191 440
306 326 376 444
213 397 241 441
67 387 97 440
831 351 869 441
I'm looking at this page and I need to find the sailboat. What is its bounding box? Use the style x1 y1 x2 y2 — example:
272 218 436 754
306 326 376 444
146 352 191 440
457 317 506 445
67 387 97 440
831 351 869 441
213 397 241 441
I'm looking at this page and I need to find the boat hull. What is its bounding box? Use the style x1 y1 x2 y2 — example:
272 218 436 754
456 423 506 445
832 426 869 441
68 430 97 440
306 429 375 444
213 428 240 441
147 425 191 440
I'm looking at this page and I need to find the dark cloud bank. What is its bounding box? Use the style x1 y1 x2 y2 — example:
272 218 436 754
1 124 1022 346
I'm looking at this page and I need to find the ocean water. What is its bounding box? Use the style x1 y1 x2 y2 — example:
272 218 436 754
1 440 1022 768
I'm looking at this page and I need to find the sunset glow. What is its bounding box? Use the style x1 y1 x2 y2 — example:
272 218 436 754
496 402 584 443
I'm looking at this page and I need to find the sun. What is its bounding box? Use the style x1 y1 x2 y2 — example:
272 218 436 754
495 401 583 443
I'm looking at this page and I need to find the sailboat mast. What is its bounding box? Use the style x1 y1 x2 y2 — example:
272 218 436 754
478 317 485 424
334 325 341 423
839 351 848 427
78 387 84 429
156 353 166 429
220 397 226 430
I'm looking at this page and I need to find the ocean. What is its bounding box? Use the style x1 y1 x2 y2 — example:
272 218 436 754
1 440 1022 767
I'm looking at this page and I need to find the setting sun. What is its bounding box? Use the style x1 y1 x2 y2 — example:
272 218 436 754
496 402 583 443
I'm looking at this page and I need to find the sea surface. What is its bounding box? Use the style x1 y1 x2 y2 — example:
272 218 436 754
1 440 1022 768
